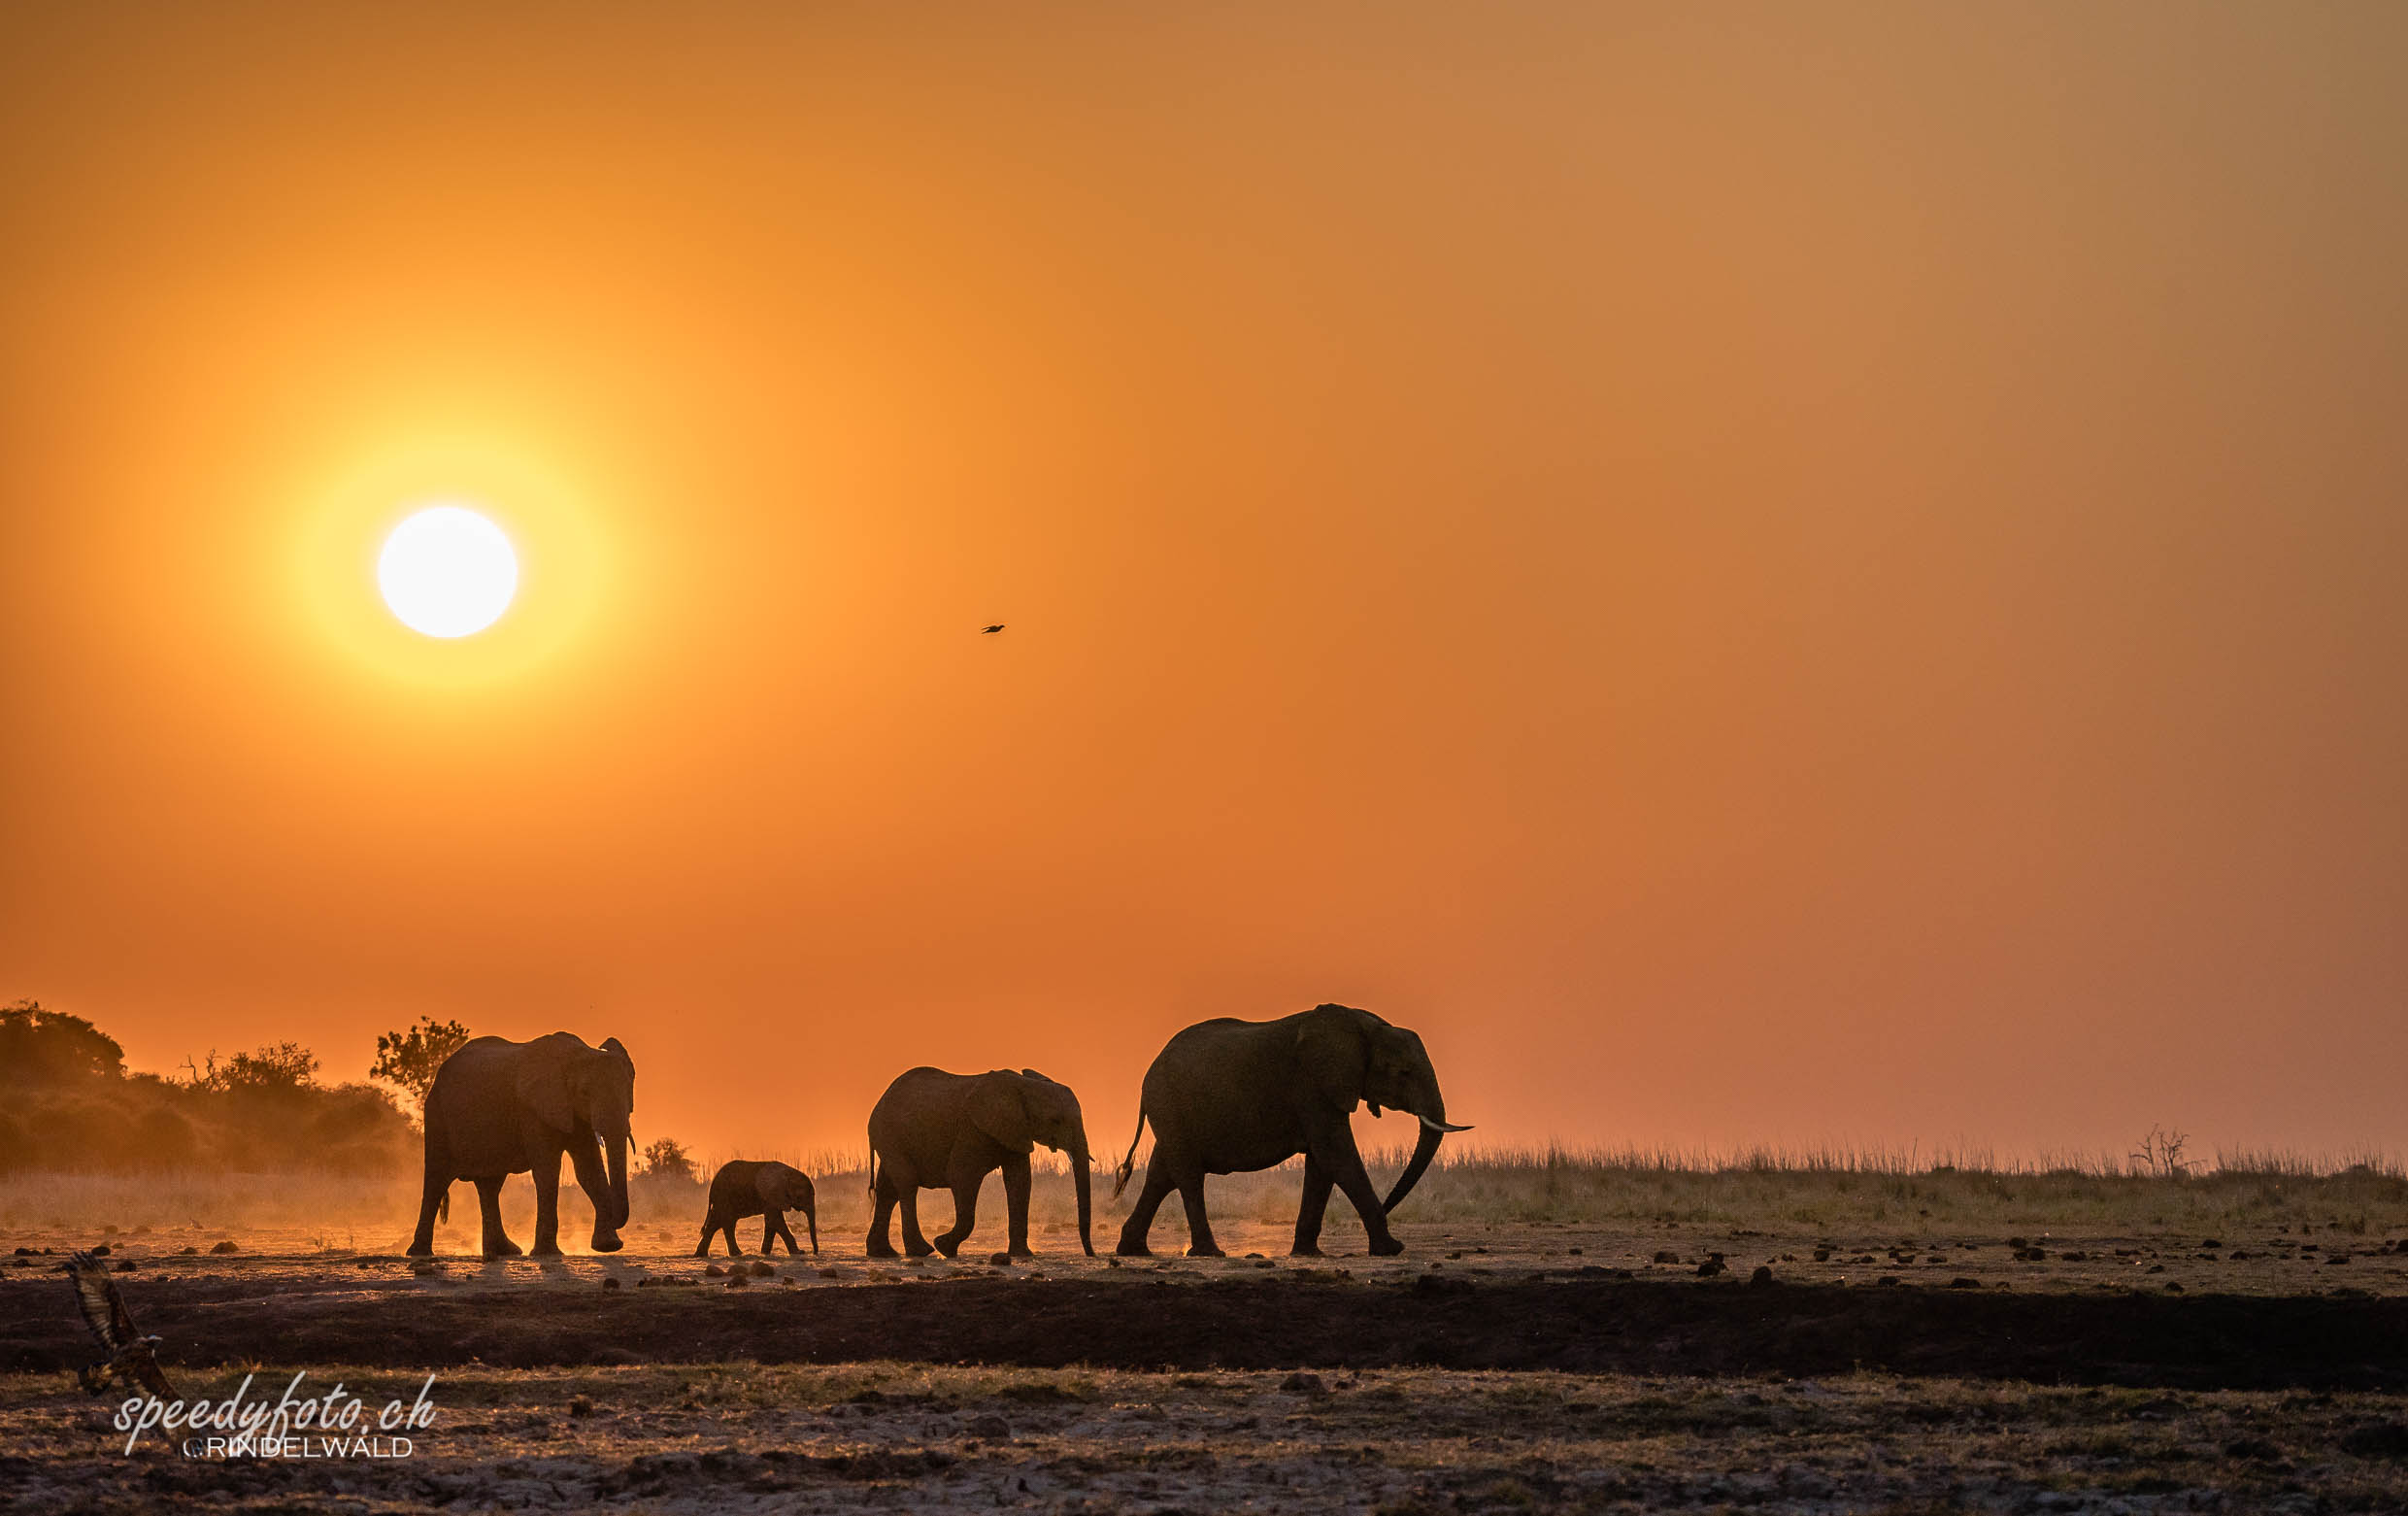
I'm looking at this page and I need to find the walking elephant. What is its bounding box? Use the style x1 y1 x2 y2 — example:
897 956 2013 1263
696 1160 819 1257
406 1032 635 1259
1112 1002 1466 1258
866 1067 1094 1259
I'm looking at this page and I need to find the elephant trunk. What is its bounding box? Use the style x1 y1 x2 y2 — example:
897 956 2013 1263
1073 1149 1094 1257
1381 1109 1466 1216
587 1124 629 1252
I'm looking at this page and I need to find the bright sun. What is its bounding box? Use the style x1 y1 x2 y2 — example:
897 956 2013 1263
378 506 518 637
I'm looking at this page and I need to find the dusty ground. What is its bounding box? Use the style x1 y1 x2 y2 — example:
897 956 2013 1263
8 1198 2408 1511
11 1361 2408 1513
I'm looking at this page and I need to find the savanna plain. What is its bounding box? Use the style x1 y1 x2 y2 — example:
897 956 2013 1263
10 1153 2408 1513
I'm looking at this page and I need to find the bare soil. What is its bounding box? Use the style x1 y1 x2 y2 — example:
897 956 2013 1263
8 1218 2408 1510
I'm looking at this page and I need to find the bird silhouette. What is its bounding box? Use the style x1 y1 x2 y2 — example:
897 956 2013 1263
59 1251 177 1398
981 624 1006 634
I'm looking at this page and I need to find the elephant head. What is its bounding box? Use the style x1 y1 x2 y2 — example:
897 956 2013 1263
516 1033 635 1252
970 1069 1095 1256
1294 1003 1468 1215
758 1163 819 1254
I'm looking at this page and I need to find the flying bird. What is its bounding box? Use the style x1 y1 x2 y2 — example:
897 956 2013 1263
59 1251 177 1398
981 624 1006 634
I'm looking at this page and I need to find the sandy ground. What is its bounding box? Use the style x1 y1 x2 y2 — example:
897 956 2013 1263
11 1206 2408 1297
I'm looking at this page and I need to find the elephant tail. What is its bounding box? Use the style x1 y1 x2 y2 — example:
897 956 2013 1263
1111 1107 1148 1200
865 1140 878 1202
436 1189 449 1224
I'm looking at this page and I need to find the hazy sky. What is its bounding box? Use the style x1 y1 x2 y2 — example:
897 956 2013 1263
5 4 2403 1166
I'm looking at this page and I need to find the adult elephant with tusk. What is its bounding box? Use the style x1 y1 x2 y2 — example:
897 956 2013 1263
406 1032 636 1259
1113 1002 1468 1259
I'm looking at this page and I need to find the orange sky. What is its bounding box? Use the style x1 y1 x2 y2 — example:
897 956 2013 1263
4 4 2404 1167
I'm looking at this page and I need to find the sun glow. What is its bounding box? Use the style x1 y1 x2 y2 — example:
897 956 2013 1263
377 506 519 637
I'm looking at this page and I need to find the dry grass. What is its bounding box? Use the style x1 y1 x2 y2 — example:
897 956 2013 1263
8 1146 2407 1252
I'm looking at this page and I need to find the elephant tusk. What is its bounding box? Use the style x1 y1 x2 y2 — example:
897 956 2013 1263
1419 1117 1473 1133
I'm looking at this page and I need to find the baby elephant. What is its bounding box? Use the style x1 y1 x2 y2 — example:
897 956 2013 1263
695 1160 820 1257
867 1067 1094 1259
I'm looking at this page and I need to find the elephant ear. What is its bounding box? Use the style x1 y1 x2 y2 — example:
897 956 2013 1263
1294 1003 1372 1114
514 1042 578 1133
969 1073 1035 1155
755 1166 788 1210
601 1036 635 1110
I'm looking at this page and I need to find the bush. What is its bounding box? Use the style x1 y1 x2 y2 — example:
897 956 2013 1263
0 1003 414 1177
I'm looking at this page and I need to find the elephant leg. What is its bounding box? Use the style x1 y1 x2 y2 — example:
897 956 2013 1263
898 1186 935 1257
408 1164 449 1257
694 1211 720 1258
1001 1152 1033 1258
475 1177 519 1258
1291 1153 1335 1257
760 1212 781 1255
770 1212 799 1255
1114 1164 1176 1257
867 1178 900 1258
529 1155 564 1256
933 1152 987 1258
1312 1127 1404 1256
1177 1170 1222 1258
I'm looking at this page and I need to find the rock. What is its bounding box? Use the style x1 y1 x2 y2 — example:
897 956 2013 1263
750 1261 775 1277
2200 1238 2223 1248
1747 1265 1774 1288
1695 1258 1725 1277
209 1241 239 1255
600 1276 620 1290
1948 1276 1982 1290
1812 1248 1832 1262
1653 1250 1680 1264
988 1252 1014 1266
1876 1275 1900 1288
90 1244 112 1256
964 1414 1012 1439
1567 1246 1583 1256
1280 1372 1327 1395
818 1267 843 1279
570 1396 594 1418
726 1272 749 1288
113 1261 136 1272
705 1263 727 1277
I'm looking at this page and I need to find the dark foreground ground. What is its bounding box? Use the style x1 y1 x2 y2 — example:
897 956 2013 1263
8 1260 2408 1389
8 1231 2408 1510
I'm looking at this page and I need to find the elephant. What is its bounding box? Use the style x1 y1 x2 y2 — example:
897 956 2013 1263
866 1067 1094 1259
406 1032 635 1259
696 1160 819 1257
1112 1002 1466 1258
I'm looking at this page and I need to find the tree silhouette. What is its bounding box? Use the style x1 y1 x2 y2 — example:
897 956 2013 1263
369 1016 472 1117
